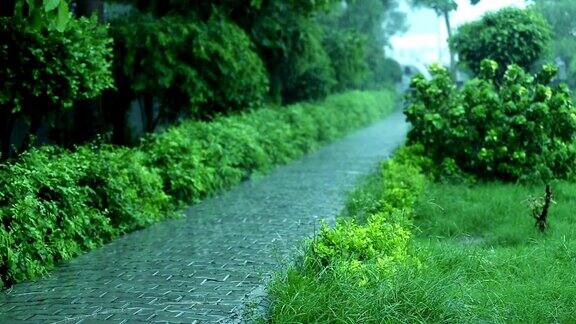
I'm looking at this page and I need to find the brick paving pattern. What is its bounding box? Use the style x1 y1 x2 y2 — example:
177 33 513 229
0 111 408 323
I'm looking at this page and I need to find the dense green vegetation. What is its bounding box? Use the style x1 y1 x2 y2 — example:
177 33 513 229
268 145 576 322
267 5 576 322
0 15 114 157
406 60 576 181
0 89 397 289
450 7 551 79
110 13 270 122
531 0 576 88
0 0 405 156
0 0 406 290
267 147 427 323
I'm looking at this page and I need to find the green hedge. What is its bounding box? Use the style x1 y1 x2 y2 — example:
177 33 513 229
0 89 397 288
110 13 269 119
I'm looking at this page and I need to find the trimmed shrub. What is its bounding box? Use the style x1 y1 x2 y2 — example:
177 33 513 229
144 90 397 204
76 146 173 233
0 16 113 114
110 13 269 119
0 89 397 288
405 60 576 181
450 8 551 79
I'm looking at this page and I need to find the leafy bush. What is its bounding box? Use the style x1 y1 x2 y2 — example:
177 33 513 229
0 89 397 288
0 16 113 114
0 145 170 287
144 90 397 204
312 212 412 283
310 153 425 279
110 13 269 119
281 39 336 104
281 22 336 103
251 5 335 104
323 29 369 92
450 8 551 79
405 60 576 181
76 146 173 233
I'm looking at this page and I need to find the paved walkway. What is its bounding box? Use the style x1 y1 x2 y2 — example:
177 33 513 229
0 111 408 323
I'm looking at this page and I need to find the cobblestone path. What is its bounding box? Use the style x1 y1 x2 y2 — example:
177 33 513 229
0 111 408 323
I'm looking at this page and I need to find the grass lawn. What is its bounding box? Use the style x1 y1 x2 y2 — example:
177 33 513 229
267 176 576 323
409 181 576 322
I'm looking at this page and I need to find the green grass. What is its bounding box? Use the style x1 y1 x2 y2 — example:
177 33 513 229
409 181 576 322
268 167 576 322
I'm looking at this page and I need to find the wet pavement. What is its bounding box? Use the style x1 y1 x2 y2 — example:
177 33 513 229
0 111 408 323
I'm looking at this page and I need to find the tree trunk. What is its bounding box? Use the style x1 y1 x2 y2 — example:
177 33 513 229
102 89 133 145
0 112 15 160
443 9 456 77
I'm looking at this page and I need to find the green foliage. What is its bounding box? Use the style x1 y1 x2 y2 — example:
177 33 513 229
76 146 173 233
251 5 335 104
110 13 269 119
0 89 397 288
312 212 412 284
144 90 397 204
531 0 576 88
268 172 576 323
368 57 403 88
449 8 552 79
0 16 113 114
13 0 71 32
312 151 425 278
323 29 368 91
110 0 337 17
268 148 427 321
280 30 336 103
0 145 171 286
405 60 576 181
321 0 406 89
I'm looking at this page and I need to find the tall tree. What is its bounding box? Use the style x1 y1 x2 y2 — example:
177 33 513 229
410 0 480 74
530 0 576 84
320 0 407 88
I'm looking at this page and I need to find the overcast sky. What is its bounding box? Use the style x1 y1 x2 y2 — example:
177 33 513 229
389 0 527 68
